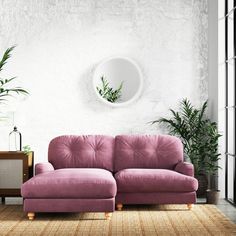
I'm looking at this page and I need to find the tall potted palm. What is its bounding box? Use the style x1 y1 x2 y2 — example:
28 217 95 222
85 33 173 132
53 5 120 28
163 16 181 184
0 46 28 114
151 99 221 197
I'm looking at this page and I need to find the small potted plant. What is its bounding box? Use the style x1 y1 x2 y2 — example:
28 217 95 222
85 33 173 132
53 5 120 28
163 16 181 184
23 145 33 167
23 145 32 156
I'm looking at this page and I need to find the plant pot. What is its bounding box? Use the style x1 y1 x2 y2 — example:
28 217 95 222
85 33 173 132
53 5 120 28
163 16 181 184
206 189 220 204
196 174 208 197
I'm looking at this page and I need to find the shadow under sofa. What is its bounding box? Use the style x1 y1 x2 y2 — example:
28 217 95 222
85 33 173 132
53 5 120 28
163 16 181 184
21 135 198 220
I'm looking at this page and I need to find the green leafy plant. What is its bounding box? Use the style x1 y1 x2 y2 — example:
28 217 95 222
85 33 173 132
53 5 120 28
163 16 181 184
0 46 28 105
23 145 32 155
96 76 123 103
151 98 221 179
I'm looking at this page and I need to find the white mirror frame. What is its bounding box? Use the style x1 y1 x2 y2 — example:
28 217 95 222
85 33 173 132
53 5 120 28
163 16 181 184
93 57 143 107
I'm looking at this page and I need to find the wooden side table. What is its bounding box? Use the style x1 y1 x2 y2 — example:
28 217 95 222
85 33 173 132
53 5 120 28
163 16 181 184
0 151 34 203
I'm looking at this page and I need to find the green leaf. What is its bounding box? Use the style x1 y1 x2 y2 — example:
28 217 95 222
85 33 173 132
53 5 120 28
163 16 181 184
150 98 222 179
96 77 123 103
0 46 16 72
0 46 29 106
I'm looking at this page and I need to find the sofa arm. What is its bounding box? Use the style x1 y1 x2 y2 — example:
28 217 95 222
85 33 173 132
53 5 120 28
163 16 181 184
175 162 194 177
35 162 54 175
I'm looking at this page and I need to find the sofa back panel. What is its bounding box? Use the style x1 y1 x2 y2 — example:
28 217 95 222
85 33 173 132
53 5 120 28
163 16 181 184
48 135 114 171
114 135 183 172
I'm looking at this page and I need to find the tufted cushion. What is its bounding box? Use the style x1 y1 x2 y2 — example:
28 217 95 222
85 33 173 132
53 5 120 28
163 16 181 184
115 169 198 193
48 135 114 171
114 135 183 172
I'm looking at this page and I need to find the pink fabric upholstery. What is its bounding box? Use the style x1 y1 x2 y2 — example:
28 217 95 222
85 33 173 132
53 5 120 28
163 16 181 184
22 134 197 215
48 135 114 171
175 162 194 177
115 169 198 193
24 198 115 212
21 168 117 199
35 162 54 175
114 135 183 172
116 192 196 204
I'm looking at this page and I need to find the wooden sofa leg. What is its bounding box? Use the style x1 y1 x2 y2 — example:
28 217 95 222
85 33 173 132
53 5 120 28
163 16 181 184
27 212 35 220
105 212 112 220
117 203 123 211
187 204 193 210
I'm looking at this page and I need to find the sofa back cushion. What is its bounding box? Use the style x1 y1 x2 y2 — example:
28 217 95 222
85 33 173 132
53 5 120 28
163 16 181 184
48 135 114 171
114 135 183 172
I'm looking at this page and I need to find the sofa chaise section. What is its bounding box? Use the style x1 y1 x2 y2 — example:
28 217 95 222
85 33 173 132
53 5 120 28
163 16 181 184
21 135 117 220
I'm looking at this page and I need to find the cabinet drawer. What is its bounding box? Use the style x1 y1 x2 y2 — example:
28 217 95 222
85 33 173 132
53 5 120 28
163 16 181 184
0 159 23 188
0 151 34 197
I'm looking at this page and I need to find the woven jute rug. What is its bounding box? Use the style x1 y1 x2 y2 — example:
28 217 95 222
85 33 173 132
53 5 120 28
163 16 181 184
0 204 235 235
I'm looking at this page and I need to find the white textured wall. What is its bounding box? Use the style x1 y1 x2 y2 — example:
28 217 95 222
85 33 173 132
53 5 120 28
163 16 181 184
0 0 208 163
208 0 218 123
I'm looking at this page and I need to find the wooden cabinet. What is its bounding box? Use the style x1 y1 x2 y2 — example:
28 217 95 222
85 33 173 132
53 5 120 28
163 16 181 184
0 151 34 201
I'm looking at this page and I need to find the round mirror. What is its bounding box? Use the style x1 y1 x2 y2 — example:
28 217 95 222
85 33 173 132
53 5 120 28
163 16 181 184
93 57 143 107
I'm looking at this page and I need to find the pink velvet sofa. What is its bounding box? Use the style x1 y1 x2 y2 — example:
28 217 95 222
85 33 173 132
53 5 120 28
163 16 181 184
21 135 198 220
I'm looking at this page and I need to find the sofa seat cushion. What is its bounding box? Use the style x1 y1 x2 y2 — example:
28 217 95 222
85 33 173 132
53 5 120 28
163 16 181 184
21 168 116 199
115 169 198 193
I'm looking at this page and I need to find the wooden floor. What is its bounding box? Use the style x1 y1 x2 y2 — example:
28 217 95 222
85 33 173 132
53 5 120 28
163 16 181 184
0 200 236 235
198 198 236 223
2 197 235 222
